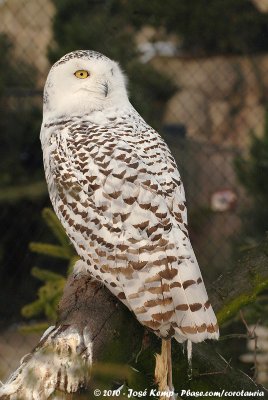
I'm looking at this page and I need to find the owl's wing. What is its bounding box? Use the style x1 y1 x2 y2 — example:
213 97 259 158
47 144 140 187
45 122 218 343
138 130 219 342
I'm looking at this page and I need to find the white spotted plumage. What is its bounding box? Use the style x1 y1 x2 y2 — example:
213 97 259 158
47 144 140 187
41 50 219 346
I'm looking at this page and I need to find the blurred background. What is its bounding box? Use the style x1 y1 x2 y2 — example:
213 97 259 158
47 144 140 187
0 0 268 387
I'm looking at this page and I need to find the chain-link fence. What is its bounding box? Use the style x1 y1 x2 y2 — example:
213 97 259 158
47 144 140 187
0 0 268 384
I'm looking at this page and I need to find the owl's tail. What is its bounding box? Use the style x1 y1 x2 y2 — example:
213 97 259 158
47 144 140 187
155 339 175 400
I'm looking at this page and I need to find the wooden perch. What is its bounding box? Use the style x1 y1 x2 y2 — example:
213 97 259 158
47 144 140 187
1 237 268 399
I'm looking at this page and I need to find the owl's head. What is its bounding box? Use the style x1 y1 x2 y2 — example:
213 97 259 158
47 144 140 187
43 50 129 119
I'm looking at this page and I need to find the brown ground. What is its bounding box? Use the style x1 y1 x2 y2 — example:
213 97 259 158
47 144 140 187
0 325 40 381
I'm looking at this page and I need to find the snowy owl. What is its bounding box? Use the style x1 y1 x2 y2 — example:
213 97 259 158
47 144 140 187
40 50 219 381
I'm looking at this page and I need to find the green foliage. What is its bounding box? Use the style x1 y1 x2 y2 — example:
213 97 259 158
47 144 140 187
41 207 72 248
49 0 176 129
241 291 268 326
0 181 46 202
21 208 78 326
21 266 66 322
217 275 268 326
235 110 268 242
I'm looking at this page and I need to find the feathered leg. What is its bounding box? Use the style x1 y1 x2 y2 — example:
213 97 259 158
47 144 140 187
155 339 175 399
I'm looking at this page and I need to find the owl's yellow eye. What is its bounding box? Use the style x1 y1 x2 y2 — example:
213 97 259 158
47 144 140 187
74 70 89 79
